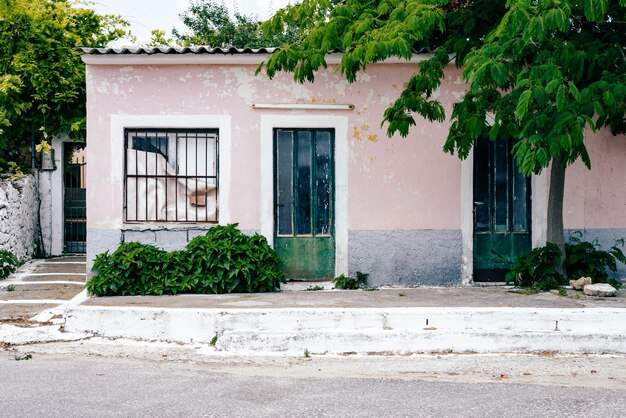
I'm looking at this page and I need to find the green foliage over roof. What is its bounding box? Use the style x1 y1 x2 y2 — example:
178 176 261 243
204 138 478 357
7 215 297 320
261 0 626 175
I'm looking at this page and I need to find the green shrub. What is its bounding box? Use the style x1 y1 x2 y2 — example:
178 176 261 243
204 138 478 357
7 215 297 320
333 271 368 290
0 250 20 280
87 242 174 296
505 235 626 291
565 233 625 289
505 243 566 291
87 224 285 296
184 224 285 294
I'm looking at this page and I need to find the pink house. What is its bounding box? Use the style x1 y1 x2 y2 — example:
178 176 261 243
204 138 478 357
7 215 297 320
82 47 626 285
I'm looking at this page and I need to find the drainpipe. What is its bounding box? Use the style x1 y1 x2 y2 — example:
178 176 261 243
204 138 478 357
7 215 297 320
31 132 36 171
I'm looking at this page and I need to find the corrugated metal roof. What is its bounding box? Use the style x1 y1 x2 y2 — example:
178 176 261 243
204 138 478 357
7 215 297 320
79 46 278 55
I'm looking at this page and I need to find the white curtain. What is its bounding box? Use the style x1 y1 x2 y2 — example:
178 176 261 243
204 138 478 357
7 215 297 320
126 149 217 222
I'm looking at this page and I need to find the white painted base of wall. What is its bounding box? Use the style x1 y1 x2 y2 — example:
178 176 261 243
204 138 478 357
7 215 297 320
38 136 67 257
64 306 626 355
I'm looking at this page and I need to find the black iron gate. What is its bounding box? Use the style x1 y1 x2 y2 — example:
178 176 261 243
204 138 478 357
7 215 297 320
64 143 86 253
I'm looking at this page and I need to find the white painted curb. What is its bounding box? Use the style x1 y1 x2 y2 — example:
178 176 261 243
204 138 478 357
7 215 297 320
64 306 626 355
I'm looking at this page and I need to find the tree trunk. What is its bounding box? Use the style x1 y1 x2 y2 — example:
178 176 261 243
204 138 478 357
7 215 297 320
546 157 566 273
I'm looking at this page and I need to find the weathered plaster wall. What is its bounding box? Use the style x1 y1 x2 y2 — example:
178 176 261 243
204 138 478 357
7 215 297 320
349 230 462 286
563 129 626 277
564 129 626 230
86 63 465 233
86 62 467 283
86 60 625 283
0 175 39 261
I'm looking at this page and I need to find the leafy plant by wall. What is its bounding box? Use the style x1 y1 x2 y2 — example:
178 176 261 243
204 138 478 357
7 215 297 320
0 250 20 280
505 243 566 291
565 234 625 289
86 224 285 296
333 271 368 290
506 236 626 290
184 225 286 293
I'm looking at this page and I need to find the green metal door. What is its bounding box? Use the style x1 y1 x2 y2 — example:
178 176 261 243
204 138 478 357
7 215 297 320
473 137 531 281
274 128 335 280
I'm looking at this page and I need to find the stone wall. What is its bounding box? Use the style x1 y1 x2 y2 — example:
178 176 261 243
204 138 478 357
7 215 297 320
0 175 40 261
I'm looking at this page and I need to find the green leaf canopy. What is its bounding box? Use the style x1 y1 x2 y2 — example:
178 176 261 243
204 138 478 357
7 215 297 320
260 0 626 175
0 0 129 169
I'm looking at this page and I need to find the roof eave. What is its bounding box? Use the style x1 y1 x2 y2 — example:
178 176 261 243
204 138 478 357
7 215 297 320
81 52 433 66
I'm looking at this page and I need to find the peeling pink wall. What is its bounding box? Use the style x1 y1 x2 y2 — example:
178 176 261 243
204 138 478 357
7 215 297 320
86 61 625 233
86 63 465 231
564 128 626 229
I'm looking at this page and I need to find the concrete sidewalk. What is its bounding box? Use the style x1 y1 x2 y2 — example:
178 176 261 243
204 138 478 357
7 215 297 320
64 286 626 355
0 256 89 345
79 286 626 309
0 256 87 323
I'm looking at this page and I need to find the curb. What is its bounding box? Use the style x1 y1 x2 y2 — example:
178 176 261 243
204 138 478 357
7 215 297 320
64 305 626 355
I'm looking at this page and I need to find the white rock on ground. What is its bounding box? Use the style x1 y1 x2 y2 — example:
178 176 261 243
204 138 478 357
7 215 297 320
570 277 592 290
583 283 617 297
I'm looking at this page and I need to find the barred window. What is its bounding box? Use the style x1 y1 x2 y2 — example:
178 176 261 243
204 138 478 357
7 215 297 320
124 129 218 222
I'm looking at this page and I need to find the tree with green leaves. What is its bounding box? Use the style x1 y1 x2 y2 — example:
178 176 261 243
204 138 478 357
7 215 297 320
260 0 626 262
0 0 129 170
148 29 173 47
168 0 297 48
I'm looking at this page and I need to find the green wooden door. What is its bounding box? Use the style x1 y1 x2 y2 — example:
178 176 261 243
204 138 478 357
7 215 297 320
473 138 531 281
274 128 335 280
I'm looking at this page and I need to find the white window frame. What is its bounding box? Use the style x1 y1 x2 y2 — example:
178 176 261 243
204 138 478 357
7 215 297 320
110 115 231 228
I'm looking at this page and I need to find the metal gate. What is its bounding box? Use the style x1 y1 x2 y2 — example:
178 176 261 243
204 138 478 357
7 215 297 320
64 143 86 253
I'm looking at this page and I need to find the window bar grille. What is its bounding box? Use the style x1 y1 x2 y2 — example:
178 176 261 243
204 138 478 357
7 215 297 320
204 132 208 221
124 128 218 223
163 133 168 222
193 131 197 221
175 131 179 221
185 131 189 221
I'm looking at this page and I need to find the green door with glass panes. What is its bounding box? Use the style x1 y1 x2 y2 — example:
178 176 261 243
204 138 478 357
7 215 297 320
274 128 335 280
473 137 531 281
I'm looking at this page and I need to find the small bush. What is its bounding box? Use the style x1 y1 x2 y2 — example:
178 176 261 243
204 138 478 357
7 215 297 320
505 243 566 291
184 224 285 294
87 224 285 296
506 236 626 291
565 233 625 289
0 250 20 280
333 271 368 290
87 242 174 296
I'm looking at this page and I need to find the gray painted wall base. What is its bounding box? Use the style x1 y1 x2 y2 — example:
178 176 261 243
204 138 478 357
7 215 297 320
349 230 462 287
87 228 624 284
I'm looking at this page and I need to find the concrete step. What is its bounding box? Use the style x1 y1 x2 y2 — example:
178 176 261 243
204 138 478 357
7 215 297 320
64 305 626 355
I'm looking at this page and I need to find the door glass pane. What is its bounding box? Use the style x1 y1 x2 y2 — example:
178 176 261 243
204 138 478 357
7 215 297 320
276 130 294 235
473 138 490 233
296 130 312 235
494 139 509 232
315 131 332 235
512 159 529 232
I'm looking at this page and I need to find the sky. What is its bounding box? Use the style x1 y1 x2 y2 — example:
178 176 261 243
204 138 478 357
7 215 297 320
89 0 293 46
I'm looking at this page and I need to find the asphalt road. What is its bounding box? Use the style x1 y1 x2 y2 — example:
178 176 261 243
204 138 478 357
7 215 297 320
1 352 625 418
